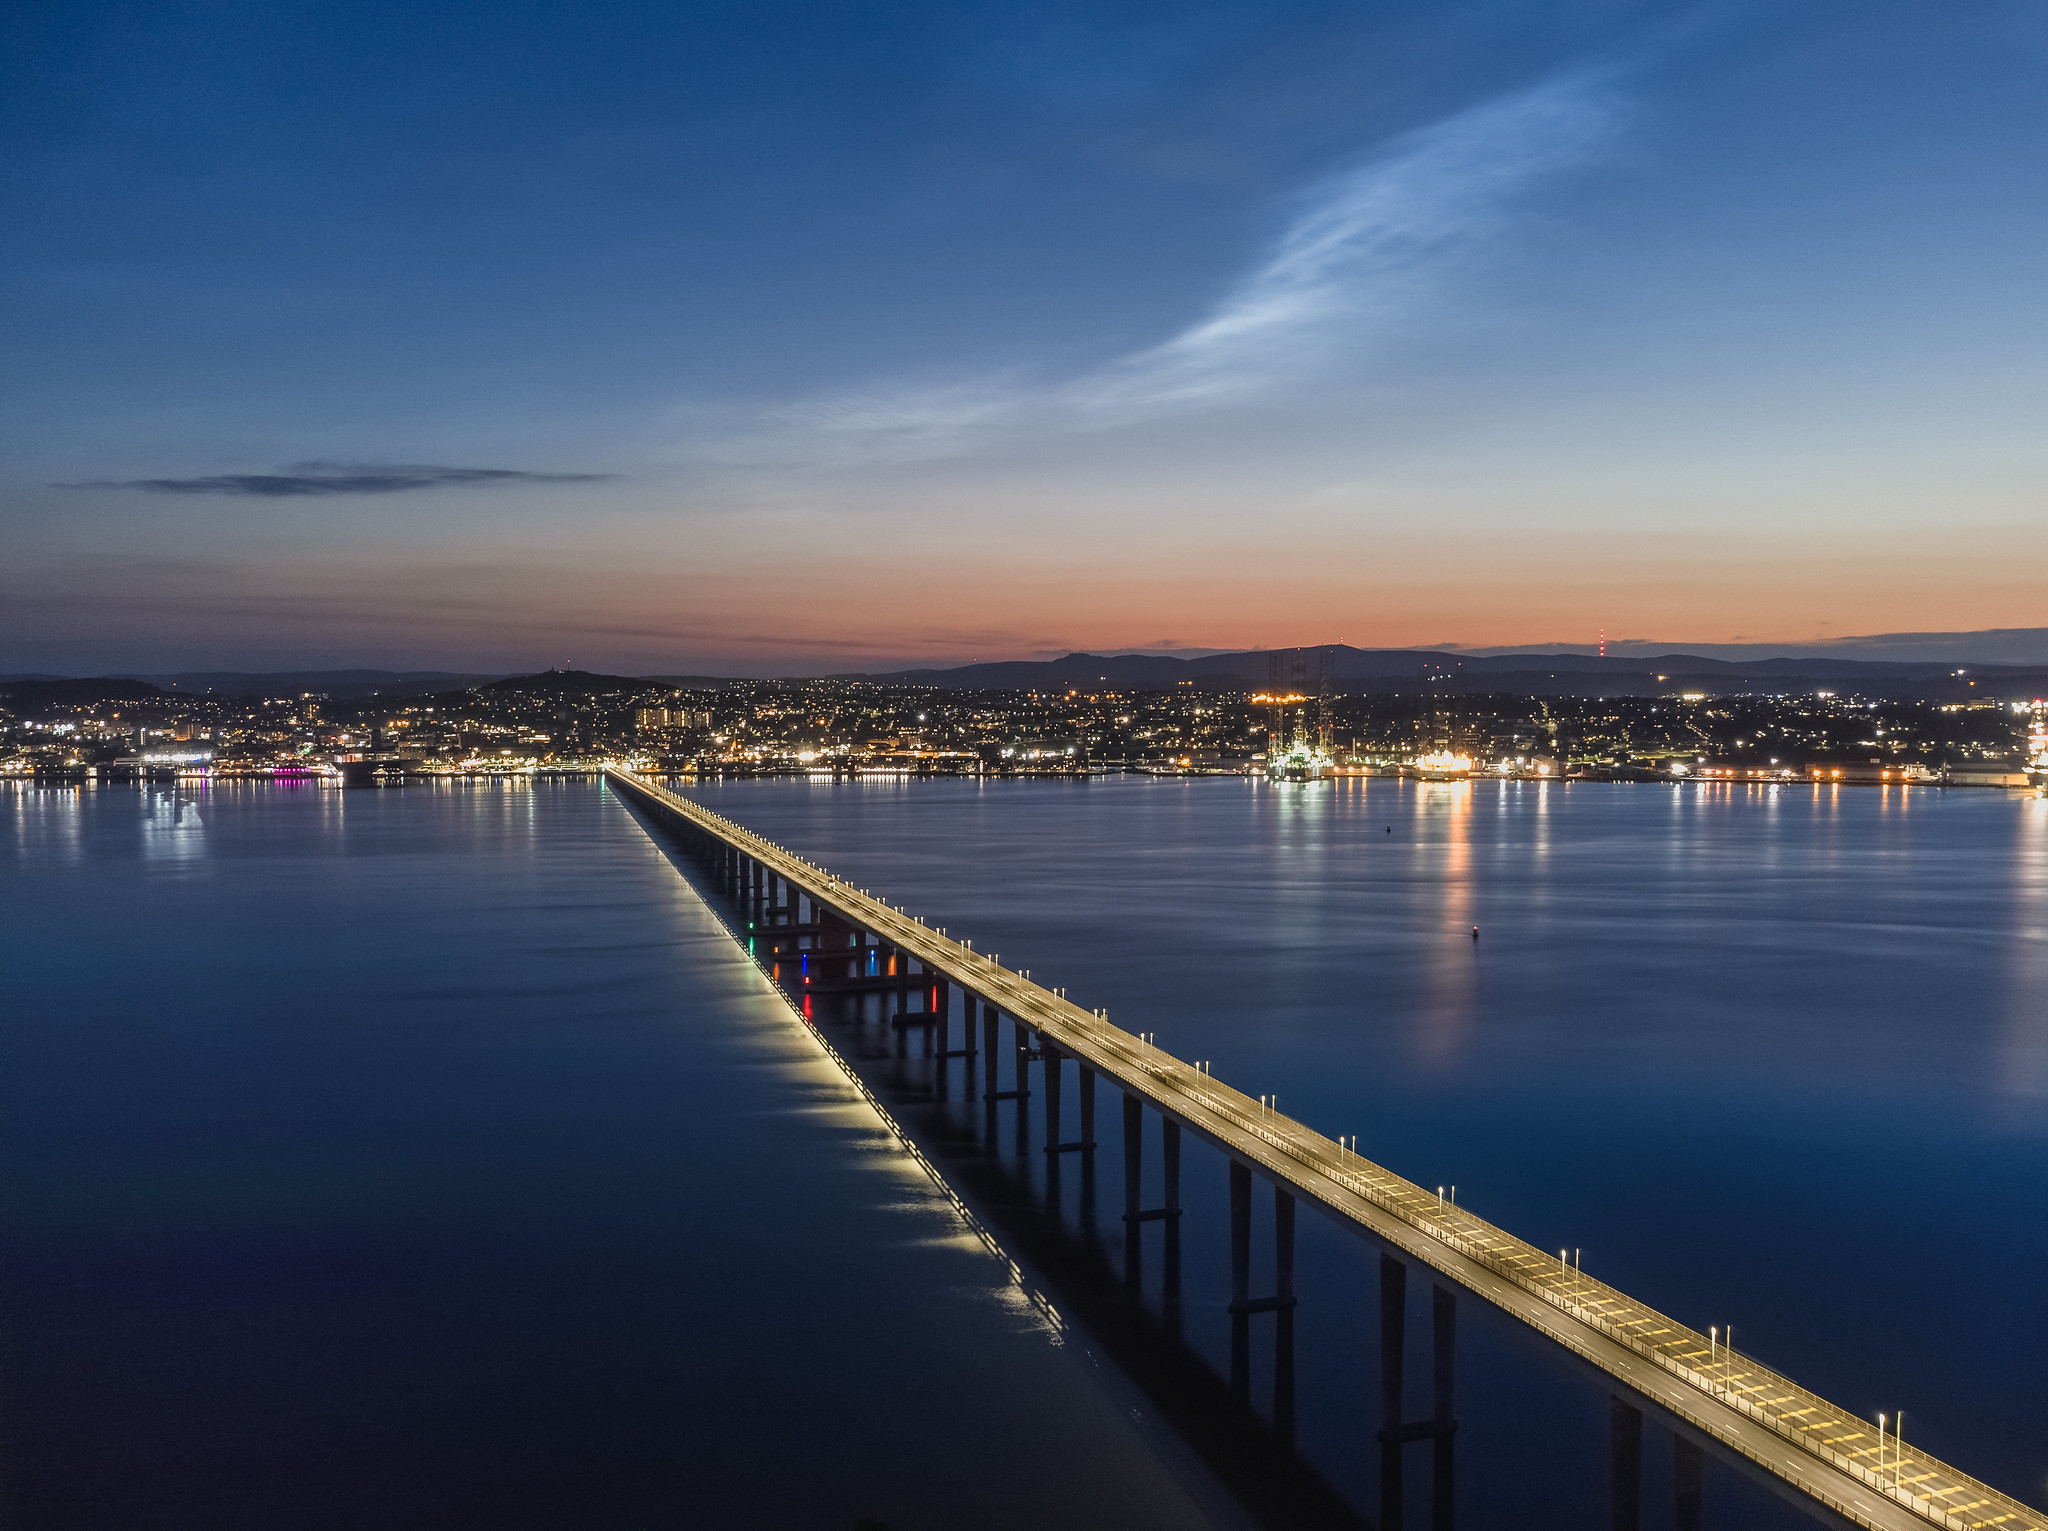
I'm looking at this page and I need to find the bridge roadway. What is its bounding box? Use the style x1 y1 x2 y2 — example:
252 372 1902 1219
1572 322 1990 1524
607 767 2038 1531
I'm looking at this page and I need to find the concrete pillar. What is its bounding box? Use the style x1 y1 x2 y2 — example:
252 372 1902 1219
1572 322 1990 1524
1161 1119 1182 1329
1674 1434 1703 1531
894 947 909 1058
1122 1095 1143 1214
932 976 949 1064
981 1003 999 1103
1043 1041 1064 1151
1230 1161 1252 1410
1014 1020 1032 1155
1381 1253 1407 1530
1123 1093 1143 1291
1610 1397 1642 1531
1432 1284 1456 1530
1275 1189 1296 1442
1078 1065 1095 1148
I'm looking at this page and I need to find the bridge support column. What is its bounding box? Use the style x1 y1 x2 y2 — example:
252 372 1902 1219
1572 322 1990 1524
1377 1254 1459 1531
981 1003 999 1136
958 986 978 1095
1610 1397 1642 1531
1380 1253 1406 1530
1275 1190 1296 1441
1015 1022 1033 1155
894 949 909 1057
1077 1066 1097 1226
1122 1093 1143 1291
1121 1104 1183 1306
1161 1120 1182 1329
1674 1434 1702 1531
1043 1041 1064 1155
1230 1161 1252 1411
1431 1283 1455 1529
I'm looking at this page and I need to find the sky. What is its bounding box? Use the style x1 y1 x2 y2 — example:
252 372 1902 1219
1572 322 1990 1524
2 0 2044 675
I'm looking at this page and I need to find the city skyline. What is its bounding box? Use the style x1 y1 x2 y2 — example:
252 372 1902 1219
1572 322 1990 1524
5 1 2044 673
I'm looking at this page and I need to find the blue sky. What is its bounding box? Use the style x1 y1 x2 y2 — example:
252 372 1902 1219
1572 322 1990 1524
3 0 2044 673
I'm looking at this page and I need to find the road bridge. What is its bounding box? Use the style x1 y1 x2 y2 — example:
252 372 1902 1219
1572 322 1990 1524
606 766 2039 1531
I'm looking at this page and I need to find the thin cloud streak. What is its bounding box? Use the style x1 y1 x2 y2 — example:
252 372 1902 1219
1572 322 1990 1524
67 463 615 497
1079 72 1619 409
732 71 1622 466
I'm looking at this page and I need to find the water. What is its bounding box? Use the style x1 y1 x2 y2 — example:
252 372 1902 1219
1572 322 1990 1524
0 780 1240 1531
669 773 2048 1520
7 775 2046 1528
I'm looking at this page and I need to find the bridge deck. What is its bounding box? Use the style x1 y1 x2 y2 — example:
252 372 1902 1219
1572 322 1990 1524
609 767 2039 1531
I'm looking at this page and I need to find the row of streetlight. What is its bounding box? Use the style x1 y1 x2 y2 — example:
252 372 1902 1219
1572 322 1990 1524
667 776 1948 1527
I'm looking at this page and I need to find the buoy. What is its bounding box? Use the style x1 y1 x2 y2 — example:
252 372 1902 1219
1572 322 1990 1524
1471 926 1479 940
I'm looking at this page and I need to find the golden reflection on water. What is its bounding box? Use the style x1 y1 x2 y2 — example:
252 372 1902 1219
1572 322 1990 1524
1996 791 2048 1108
1410 778 1475 1069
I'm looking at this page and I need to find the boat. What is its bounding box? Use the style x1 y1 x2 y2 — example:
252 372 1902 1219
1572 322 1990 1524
1407 750 1474 782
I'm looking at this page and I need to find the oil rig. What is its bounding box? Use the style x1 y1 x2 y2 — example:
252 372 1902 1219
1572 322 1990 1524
1260 648 1337 781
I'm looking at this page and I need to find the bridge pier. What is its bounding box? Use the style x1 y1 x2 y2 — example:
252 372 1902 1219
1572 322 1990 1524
1675 1433 1702 1531
1015 1023 1035 1155
944 984 979 1096
1610 1407 1703 1531
1044 1040 1059 1144
1226 1163 1299 1431
1123 1094 1144 1290
1379 1254 1457 1531
981 1001 1000 1140
1269 1189 1296 1440
894 948 909 1057
1160 1118 1181 1329
1118 1099 1185 1309
1610 1397 1642 1531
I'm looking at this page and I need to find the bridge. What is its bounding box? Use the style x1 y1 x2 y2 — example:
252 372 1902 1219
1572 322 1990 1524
605 766 2039 1531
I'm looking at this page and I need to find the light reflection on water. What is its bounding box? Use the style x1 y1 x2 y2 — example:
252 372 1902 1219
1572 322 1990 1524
685 772 2048 1513
1 779 1241 1531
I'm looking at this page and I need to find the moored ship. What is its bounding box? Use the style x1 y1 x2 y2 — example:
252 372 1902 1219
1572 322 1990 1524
1406 749 1473 781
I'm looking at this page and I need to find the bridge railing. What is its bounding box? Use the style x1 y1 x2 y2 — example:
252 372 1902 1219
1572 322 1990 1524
610 768 2043 1531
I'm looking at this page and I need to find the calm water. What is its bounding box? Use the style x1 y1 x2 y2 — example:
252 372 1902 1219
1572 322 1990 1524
6 775 2046 1528
674 773 2048 1520
1 780 1241 1531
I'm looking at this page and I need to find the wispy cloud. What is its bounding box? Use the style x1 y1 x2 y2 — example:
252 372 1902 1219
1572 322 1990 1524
1077 72 1618 409
732 71 1621 466
68 462 614 497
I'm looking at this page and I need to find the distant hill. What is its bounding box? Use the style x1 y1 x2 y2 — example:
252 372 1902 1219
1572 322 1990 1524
836 645 2048 701
1472 626 2048 666
1 676 166 713
134 669 497 698
476 669 657 696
